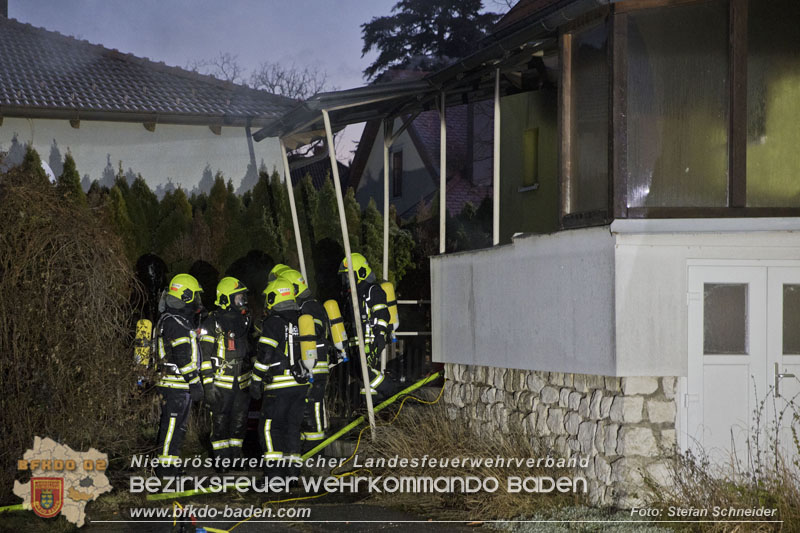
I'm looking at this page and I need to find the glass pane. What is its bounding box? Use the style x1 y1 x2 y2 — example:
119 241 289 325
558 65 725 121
783 285 800 354
704 283 748 355
746 0 800 207
626 2 729 208
566 22 608 214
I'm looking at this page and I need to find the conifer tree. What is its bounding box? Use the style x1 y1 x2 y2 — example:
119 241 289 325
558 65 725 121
344 187 362 251
294 174 318 289
244 171 281 260
361 197 383 276
268 171 293 263
313 175 340 245
108 185 137 263
20 145 48 186
206 173 229 265
220 179 249 271
57 152 87 208
154 188 193 260
388 204 415 286
126 175 159 256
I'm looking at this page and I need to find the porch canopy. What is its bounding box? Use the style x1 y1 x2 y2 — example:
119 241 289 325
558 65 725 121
251 0 598 431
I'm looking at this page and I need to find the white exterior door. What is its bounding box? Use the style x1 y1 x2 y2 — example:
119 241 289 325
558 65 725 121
686 266 768 466
686 263 800 466
767 267 800 460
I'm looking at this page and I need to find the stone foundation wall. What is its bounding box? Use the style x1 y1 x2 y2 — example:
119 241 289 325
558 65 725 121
442 363 677 506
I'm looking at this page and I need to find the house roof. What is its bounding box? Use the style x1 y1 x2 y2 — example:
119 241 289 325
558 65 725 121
347 105 470 193
0 16 296 128
289 150 350 190
408 106 468 177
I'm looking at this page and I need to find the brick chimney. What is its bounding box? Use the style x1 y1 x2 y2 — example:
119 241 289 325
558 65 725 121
1 0 7 18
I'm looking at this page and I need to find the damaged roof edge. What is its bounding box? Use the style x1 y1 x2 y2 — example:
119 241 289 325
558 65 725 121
253 0 613 142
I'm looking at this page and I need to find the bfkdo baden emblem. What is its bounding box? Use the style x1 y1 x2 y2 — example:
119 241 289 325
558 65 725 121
31 477 63 518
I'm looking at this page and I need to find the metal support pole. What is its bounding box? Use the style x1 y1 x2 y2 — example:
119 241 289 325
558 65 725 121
493 68 501 246
381 119 393 374
279 138 307 281
382 118 392 281
438 92 447 254
321 109 376 435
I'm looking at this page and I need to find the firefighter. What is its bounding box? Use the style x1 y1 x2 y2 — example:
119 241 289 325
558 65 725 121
198 277 252 470
249 277 312 478
155 273 204 477
280 268 340 443
338 253 395 401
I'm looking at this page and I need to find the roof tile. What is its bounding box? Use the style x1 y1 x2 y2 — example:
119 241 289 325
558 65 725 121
0 16 296 124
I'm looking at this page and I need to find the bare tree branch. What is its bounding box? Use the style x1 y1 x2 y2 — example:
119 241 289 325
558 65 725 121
185 52 246 84
249 61 332 100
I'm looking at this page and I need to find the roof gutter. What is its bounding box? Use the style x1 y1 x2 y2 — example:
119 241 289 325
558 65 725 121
0 105 279 128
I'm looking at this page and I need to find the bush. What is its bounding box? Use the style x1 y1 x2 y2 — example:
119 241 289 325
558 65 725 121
0 163 153 503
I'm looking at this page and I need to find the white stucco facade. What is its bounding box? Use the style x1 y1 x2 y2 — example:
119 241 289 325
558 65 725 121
431 226 617 375
432 219 800 377
0 117 282 191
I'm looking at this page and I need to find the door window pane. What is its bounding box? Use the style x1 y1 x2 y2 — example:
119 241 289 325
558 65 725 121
746 0 800 207
783 284 800 354
704 283 748 355
565 21 608 214
626 1 729 208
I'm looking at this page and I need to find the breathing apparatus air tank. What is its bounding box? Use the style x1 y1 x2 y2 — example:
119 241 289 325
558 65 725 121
298 314 317 381
324 299 349 362
134 319 153 367
133 318 153 388
380 281 400 334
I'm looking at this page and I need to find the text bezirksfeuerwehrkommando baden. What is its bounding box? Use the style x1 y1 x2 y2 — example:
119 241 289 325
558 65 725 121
130 454 590 495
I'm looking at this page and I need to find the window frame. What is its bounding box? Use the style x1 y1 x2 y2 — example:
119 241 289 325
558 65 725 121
559 8 613 229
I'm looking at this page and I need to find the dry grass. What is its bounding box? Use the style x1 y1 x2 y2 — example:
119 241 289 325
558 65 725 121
0 166 155 503
352 402 580 520
648 390 800 532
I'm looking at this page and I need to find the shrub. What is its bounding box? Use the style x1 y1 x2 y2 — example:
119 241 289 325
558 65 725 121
0 162 153 503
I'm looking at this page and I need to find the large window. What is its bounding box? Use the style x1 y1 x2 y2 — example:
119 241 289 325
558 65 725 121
746 0 800 207
558 0 800 226
562 20 609 220
625 1 729 208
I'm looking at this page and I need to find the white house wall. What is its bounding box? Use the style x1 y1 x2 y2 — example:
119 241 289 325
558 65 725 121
0 117 282 190
612 218 800 377
431 226 616 375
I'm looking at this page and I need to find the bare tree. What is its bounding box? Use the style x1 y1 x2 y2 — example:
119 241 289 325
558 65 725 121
249 61 331 100
186 52 246 84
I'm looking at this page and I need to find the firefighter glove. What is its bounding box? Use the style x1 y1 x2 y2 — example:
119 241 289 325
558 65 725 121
189 382 204 402
249 383 262 400
203 384 219 407
374 334 386 357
